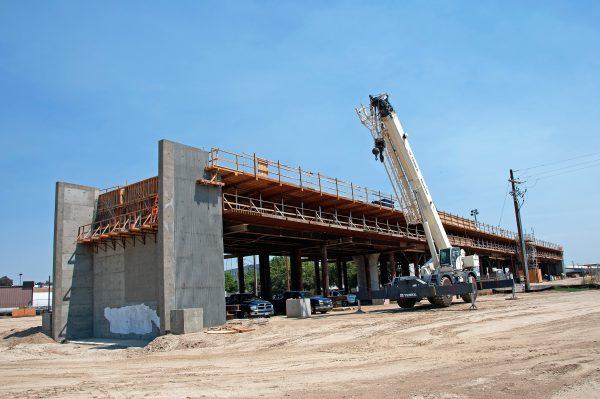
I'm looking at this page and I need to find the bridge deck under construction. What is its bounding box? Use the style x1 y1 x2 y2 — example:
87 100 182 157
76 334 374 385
77 148 563 265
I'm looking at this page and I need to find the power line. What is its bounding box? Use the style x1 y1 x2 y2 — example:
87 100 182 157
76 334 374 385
515 151 600 173
521 157 600 179
497 182 510 227
527 161 600 184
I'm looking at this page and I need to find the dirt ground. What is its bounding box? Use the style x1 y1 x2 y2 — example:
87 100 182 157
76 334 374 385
1 288 599 399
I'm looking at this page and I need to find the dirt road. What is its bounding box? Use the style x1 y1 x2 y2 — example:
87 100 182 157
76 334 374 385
1 289 599 398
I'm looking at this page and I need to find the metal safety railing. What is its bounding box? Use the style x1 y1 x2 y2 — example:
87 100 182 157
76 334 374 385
223 192 424 240
209 148 563 252
207 148 396 207
77 205 158 243
222 193 519 255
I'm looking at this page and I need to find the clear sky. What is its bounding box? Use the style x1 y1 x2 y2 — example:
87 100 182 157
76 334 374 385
1 1 598 281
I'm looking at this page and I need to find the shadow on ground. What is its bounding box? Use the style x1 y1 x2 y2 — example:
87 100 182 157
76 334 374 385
3 326 42 339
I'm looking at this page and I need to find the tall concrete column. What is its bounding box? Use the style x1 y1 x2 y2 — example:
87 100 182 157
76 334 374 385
400 252 410 276
366 253 381 291
342 261 349 293
336 258 343 291
367 253 382 305
259 253 271 300
158 140 225 332
290 249 302 291
237 256 245 293
52 182 98 341
313 260 321 295
353 255 367 294
321 246 329 297
411 253 421 277
388 252 397 281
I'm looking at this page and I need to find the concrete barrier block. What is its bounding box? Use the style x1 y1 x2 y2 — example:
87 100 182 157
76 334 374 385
42 312 52 335
285 298 311 318
170 308 203 334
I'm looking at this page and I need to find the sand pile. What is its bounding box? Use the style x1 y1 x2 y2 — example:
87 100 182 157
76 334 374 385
0 326 54 348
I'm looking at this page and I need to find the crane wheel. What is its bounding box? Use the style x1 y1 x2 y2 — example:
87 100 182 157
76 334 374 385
397 298 417 309
430 276 453 307
461 275 478 303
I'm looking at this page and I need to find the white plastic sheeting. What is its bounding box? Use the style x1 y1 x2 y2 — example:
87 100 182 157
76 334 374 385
104 303 160 335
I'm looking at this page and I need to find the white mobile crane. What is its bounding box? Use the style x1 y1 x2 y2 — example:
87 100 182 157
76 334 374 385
356 94 490 308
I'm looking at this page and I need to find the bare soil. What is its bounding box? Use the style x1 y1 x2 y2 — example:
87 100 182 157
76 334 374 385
0 288 599 398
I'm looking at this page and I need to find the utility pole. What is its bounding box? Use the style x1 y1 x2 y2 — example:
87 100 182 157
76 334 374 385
509 169 530 292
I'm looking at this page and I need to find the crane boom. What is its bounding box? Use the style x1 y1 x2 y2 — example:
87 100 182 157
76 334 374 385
354 94 513 309
356 95 451 260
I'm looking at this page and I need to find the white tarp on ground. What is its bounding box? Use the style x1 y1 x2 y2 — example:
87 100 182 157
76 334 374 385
103 303 160 335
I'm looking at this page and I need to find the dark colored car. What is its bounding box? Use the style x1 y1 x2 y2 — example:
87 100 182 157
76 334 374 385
226 293 274 318
310 295 333 314
272 291 333 314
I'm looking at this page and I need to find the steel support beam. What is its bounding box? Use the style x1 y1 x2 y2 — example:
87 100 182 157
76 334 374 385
237 256 245 293
290 249 302 291
259 253 271 300
313 260 321 295
321 246 329 297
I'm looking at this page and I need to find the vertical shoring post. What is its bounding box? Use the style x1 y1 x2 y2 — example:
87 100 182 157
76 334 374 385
318 172 322 193
253 153 257 178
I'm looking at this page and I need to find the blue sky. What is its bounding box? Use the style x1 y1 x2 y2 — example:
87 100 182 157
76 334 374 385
1 1 598 281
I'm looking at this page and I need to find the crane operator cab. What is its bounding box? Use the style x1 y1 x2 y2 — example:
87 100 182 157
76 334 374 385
439 247 462 269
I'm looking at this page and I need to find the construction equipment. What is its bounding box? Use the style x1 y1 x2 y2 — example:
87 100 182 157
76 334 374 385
356 93 513 308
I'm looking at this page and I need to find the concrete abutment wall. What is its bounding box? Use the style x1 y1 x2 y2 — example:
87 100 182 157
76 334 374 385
52 140 226 341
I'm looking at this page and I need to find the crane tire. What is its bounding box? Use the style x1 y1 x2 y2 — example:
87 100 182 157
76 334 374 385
397 298 417 309
430 276 453 307
461 274 478 303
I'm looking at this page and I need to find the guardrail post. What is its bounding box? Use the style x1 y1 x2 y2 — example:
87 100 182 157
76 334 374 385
253 153 257 177
318 172 322 193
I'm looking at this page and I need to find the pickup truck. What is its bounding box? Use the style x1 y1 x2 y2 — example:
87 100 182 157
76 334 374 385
272 291 333 314
226 293 274 318
328 290 358 307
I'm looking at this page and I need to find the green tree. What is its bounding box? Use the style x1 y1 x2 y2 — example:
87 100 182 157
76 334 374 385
269 256 289 294
0 276 12 287
224 271 238 293
346 261 357 292
244 268 257 295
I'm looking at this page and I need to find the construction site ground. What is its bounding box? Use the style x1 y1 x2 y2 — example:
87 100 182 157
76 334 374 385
1 287 599 398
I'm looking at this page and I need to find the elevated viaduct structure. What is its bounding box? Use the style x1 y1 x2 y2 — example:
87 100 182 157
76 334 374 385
53 140 563 341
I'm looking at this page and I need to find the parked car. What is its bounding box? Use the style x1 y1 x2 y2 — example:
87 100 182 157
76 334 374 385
272 291 333 314
226 293 274 318
309 295 333 314
328 290 358 306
